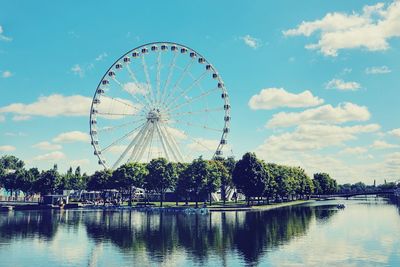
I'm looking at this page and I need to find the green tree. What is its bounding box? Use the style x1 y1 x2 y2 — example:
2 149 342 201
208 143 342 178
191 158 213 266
35 165 60 196
174 163 190 205
219 157 235 204
19 168 40 200
87 169 113 205
112 162 147 206
145 158 177 207
0 155 25 198
313 173 337 195
203 160 223 206
0 155 24 170
263 163 277 204
183 157 210 208
232 152 267 205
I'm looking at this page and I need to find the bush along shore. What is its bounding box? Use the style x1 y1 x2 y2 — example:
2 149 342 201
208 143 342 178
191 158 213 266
1 153 398 211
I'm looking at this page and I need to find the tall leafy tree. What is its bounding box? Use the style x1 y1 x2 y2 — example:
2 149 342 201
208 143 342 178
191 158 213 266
35 165 60 196
87 169 113 205
145 158 177 207
0 155 25 198
174 162 190 205
219 157 235 204
19 168 40 200
313 173 337 195
262 163 276 204
232 152 267 205
203 160 224 206
182 157 210 208
112 162 147 206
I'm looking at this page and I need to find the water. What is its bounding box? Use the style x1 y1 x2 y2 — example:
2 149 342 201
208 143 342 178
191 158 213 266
0 197 399 266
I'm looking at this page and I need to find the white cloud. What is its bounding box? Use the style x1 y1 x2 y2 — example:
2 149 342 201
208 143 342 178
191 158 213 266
53 131 90 143
32 141 62 151
340 146 368 155
0 93 142 121
257 123 380 152
248 88 324 110
4 132 26 137
0 145 16 152
267 102 370 128
71 64 84 77
165 126 187 140
341 68 352 74
388 128 400 138
326 79 361 91
70 159 90 166
0 94 92 118
95 52 108 61
1 70 12 78
0 25 12 41
12 115 31 121
33 151 65 161
283 1 400 56
365 65 392 74
240 35 262 49
123 82 149 96
371 140 399 149
24 95 137 122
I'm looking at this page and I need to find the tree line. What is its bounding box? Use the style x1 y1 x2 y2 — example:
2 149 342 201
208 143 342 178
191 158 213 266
0 153 342 207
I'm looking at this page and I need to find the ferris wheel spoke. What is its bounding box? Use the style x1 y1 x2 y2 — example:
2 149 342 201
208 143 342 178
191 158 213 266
100 94 144 113
185 134 216 157
146 124 156 162
166 119 222 133
161 58 195 107
154 122 171 161
126 64 154 108
127 122 153 162
160 124 184 162
110 77 149 112
97 112 143 117
155 50 162 106
112 122 150 169
100 122 146 153
166 87 219 113
165 71 208 109
167 107 224 119
141 56 156 107
133 123 155 162
97 118 147 133
156 122 180 161
160 52 178 108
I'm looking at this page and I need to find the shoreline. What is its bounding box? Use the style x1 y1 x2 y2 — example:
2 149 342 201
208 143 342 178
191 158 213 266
0 199 317 213
208 199 315 212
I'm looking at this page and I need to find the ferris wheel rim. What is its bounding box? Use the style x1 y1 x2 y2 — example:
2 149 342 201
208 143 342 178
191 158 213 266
89 41 231 169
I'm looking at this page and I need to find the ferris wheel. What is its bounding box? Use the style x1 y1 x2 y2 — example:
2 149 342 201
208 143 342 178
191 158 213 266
90 42 230 169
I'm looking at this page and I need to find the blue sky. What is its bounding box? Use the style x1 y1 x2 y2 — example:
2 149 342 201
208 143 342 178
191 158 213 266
0 0 399 184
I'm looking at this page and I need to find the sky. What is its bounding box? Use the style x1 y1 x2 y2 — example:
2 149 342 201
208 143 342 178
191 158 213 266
0 0 399 184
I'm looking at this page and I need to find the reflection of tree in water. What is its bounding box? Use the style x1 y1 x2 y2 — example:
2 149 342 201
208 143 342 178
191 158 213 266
313 206 338 224
83 206 338 266
0 205 339 266
0 210 61 241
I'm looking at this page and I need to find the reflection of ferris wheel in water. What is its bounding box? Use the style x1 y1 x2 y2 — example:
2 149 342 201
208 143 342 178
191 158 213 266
90 42 231 169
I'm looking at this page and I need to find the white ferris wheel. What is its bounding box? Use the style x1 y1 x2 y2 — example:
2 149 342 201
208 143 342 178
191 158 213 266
90 42 231 169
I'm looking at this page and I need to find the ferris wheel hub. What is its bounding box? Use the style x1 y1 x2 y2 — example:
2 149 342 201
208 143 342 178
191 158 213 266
147 109 161 123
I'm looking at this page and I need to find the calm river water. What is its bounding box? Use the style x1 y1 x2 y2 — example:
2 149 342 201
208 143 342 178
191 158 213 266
0 197 399 267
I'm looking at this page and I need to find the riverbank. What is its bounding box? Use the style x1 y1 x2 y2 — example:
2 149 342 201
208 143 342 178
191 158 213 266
208 200 314 212
0 199 314 212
